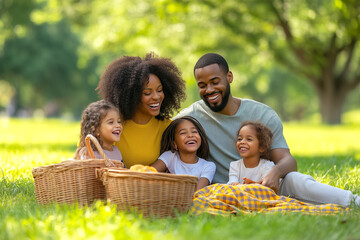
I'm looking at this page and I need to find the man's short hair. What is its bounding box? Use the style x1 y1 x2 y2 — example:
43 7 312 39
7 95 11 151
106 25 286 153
194 53 229 74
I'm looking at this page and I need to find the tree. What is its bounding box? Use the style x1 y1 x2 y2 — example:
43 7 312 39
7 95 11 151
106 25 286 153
120 0 356 124
265 0 360 124
0 0 101 117
2 0 359 122
0 20 95 117
182 0 360 124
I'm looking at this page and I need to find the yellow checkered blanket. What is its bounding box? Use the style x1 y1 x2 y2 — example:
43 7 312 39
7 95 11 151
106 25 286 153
190 184 347 216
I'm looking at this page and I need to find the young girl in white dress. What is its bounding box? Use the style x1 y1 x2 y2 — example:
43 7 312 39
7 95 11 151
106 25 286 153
228 121 360 207
152 116 216 190
228 121 274 185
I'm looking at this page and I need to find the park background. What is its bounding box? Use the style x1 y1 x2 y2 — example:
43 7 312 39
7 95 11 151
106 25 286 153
0 0 360 125
1 1 360 239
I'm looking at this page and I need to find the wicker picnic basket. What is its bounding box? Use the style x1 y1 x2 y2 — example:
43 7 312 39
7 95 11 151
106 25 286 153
97 168 198 217
32 134 124 206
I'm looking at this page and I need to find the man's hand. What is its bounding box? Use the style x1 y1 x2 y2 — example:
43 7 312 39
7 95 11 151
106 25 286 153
260 148 297 193
259 166 281 193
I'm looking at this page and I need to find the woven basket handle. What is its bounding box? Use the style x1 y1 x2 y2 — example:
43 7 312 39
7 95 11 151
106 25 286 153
85 134 108 160
85 134 117 167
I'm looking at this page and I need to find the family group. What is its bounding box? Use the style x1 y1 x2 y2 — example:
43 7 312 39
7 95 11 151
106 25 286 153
73 52 359 210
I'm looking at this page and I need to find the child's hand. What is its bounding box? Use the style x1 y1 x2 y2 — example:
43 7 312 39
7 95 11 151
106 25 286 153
243 177 258 184
229 182 240 186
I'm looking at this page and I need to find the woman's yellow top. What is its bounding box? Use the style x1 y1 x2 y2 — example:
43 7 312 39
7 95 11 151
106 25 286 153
116 117 171 168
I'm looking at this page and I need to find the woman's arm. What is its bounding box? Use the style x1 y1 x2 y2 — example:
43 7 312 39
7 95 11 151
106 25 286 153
151 159 168 172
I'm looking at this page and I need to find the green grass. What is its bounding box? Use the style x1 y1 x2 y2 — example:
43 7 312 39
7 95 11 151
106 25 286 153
1 117 360 240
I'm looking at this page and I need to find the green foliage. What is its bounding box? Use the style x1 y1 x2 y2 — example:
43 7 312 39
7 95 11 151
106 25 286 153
0 118 360 239
0 20 100 117
0 0 360 122
0 0 36 30
0 80 15 110
1 21 78 92
0 0 101 117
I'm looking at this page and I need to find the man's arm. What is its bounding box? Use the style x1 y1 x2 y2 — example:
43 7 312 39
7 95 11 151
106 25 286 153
260 148 297 192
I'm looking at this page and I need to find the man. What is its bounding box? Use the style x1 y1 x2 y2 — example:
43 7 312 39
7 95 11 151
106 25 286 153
175 53 359 206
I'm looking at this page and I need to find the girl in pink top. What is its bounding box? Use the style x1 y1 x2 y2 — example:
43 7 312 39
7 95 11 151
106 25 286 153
74 100 124 164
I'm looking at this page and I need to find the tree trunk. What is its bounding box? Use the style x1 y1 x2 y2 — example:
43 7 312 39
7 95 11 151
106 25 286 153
316 84 347 125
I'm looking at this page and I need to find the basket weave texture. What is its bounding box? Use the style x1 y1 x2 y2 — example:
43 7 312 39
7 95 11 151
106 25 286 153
32 135 124 206
98 168 198 217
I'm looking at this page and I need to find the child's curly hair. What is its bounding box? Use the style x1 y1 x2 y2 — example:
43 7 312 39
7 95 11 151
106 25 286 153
96 52 186 121
238 121 273 160
74 100 119 159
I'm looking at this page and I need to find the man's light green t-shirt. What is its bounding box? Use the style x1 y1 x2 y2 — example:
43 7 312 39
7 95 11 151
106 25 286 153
175 98 288 183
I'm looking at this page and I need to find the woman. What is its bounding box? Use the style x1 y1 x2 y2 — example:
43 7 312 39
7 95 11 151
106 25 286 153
97 52 186 167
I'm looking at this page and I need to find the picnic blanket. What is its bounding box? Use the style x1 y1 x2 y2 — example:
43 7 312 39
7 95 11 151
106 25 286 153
190 183 348 216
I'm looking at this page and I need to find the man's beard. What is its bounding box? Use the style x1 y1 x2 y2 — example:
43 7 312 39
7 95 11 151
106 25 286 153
202 83 230 112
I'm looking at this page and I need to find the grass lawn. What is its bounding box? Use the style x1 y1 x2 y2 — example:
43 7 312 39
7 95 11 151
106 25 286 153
1 117 359 240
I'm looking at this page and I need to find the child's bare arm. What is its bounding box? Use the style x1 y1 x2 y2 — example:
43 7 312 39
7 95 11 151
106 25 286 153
196 177 210 190
228 161 240 184
151 159 168 172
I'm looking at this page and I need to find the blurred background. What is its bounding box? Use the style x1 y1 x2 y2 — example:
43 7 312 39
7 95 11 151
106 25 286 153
0 0 359 125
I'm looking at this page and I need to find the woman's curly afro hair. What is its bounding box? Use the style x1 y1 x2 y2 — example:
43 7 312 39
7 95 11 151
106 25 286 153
97 52 186 121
